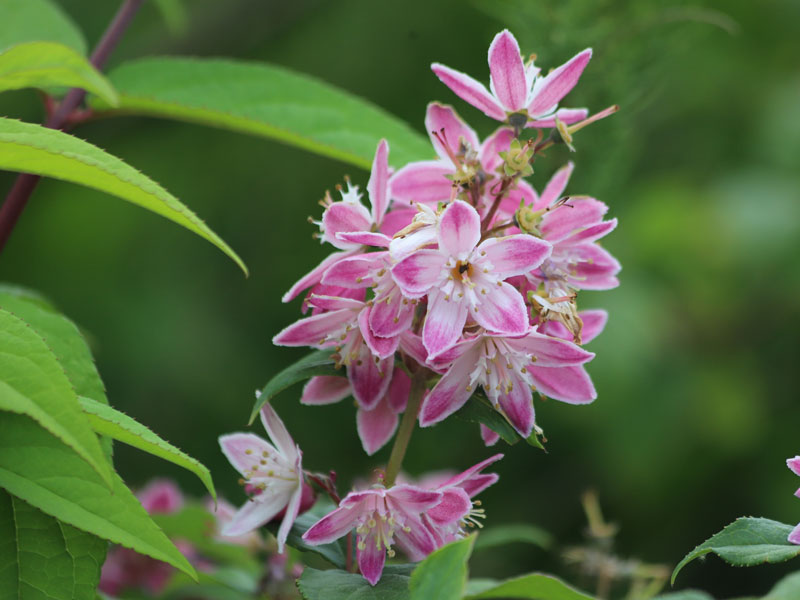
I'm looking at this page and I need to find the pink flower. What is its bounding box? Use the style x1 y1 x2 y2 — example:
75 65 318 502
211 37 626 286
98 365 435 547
218 403 308 553
392 200 551 358
787 456 800 544
423 328 594 436
303 484 443 585
206 497 264 551
431 29 591 128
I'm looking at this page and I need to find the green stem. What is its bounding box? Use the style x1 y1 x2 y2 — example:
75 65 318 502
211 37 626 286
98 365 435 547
384 371 426 486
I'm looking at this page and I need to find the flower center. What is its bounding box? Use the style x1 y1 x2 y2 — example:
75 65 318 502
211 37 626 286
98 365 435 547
451 260 474 282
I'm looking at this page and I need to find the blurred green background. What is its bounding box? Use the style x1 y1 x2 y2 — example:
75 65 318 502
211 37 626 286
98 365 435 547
1 0 799 597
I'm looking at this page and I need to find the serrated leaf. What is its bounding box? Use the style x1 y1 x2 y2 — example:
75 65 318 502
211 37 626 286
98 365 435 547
464 573 595 600
409 535 475 600
0 42 117 104
0 413 197 581
91 57 432 170
79 396 215 501
0 117 247 275
672 518 800 584
249 349 340 424
0 0 86 54
297 567 410 600
0 307 112 487
277 501 347 569
473 524 552 552
0 490 108 600
455 391 544 449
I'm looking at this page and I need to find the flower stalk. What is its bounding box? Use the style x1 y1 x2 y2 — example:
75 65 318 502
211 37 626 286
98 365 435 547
384 370 427 486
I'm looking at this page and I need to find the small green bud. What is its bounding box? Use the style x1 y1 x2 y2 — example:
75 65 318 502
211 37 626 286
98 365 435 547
499 138 534 177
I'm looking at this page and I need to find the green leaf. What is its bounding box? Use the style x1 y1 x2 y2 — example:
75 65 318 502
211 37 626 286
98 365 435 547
0 0 86 54
79 396 216 501
0 412 197 581
473 524 552 552
455 391 544 449
652 592 715 600
0 117 247 275
297 567 410 600
92 57 432 170
0 307 112 487
672 517 800 584
278 501 347 569
0 490 108 600
249 349 340 424
763 571 800 600
0 42 117 104
464 573 595 600
409 535 475 600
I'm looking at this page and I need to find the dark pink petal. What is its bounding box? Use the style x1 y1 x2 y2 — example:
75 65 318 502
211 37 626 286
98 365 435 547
322 202 372 249
571 244 621 290
540 197 608 242
370 287 414 338
394 515 437 561
790 523 800 545
477 235 551 277
219 433 277 476
535 162 574 210
301 376 351 405
357 399 399 455
497 376 535 437
420 345 479 426
322 254 385 288
260 403 297 461
439 200 481 259
368 139 391 225
358 533 386 586
337 231 391 247
579 309 608 344
529 364 596 404
438 453 503 491
425 102 479 163
389 485 443 512
303 505 363 545
399 331 429 367
387 368 411 413
427 336 477 371
391 161 454 206
427 487 471 525
348 351 393 410
392 249 445 297
307 294 364 312
273 309 353 347
304 285 364 314
461 472 499 497
423 289 469 358
138 480 183 514
223 493 289 537
788 457 800 477
559 218 617 247
359 307 400 359
471 282 529 336
380 207 416 237
488 29 527 111
431 63 506 121
527 107 588 129
528 48 592 117
480 424 501 447
283 251 355 302
479 127 516 174
506 331 594 366
340 490 378 508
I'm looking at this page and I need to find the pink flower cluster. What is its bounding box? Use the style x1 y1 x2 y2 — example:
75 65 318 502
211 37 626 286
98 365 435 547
787 456 800 544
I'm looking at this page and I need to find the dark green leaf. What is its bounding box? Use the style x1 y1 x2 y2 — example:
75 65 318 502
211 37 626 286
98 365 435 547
653 592 715 600
297 567 410 600
464 573 595 600
473 524 552 552
672 517 800 584
763 571 800 600
249 349 340 424
92 57 432 170
455 391 545 449
409 535 475 600
0 0 86 54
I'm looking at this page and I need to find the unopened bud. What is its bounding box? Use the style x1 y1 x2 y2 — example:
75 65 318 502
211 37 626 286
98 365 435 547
498 138 534 177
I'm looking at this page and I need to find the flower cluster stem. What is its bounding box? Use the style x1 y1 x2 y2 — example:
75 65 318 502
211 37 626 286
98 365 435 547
384 370 426 486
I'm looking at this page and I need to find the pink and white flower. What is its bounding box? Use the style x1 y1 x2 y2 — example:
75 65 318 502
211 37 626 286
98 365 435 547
431 29 591 128
303 484 444 585
787 456 800 544
392 200 551 358
218 403 309 552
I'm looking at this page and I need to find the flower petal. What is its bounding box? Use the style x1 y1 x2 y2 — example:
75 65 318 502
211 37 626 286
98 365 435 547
322 254 385 288
392 249 445 297
431 63 506 121
425 102 479 163
357 398 399 456
359 306 400 359
391 160 454 206
303 505 363 545
273 309 354 347
488 29 527 111
477 235 551 277
283 251 355 303
506 330 594 366
222 492 290 537
558 218 617 247
260 403 297 462
337 231 392 247
480 425 501 447
137 480 183 514
790 523 800 545
570 244 621 290
479 127 516 174
219 433 278 476
399 331 429 367
438 453 504 491
368 139 391 226
369 286 415 339
529 364 596 404
423 289 469 359
579 309 608 344
439 200 481 259
276 461 304 553
394 515 437 561
307 295 364 312
380 207 416 237
301 376 351 405
387 368 411 413
537 162 574 210
527 107 588 129
528 48 592 117
348 350 393 410
427 487 471 525
471 281 529 336
497 376 535 437
358 533 386 586
388 485 443 511
420 344 479 426
788 457 800 477
540 196 608 242
322 202 372 249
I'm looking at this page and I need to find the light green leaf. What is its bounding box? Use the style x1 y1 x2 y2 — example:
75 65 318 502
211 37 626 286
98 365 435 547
0 413 197 581
0 307 112 487
410 535 475 600
473 524 552 552
0 0 86 54
464 573 595 600
297 567 410 600
455 391 545 449
0 117 247 275
92 57 432 169
0 490 107 600
672 517 800 584
763 571 800 600
249 349 340 424
79 396 215 501
0 42 117 104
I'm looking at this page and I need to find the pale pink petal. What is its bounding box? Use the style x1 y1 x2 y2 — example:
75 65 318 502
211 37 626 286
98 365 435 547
380 207 416 237
307 295 364 312
579 309 608 344
303 505 363 545
322 202 372 249
388 485 443 512
425 102 479 163
558 218 617 247
389 226 439 261
348 351 393 410
359 307 400 359
273 309 353 347
460 473 499 497
219 433 278 476
357 399 399 456
479 127 516 174
570 244 621 290
427 336 477 371
471 282 529 336
370 287 414 339
423 289 469 358
399 331 428 367
391 161 454 206
506 331 594 366
301 376 351 405
387 368 411 413
431 63 507 121
439 453 504 490
535 162 574 210
337 231 392 247
276 463 304 553
529 364 596 404
394 516 437 561
304 285 364 314
392 249 445 297
420 345 480 426
260 403 297 461
439 200 481 259
789 523 800 545
788 457 800 477
283 251 355 303
526 107 588 129
528 48 592 117
138 480 183 514
358 533 386 586
477 235 551 277
368 139 391 225
480 425 500 447
497 376 535 437
488 29 527 111
540 197 608 242
427 488 471 525
222 493 289 537
322 254 385 288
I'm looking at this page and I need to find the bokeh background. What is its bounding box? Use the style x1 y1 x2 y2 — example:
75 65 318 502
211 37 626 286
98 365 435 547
1 0 798 597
